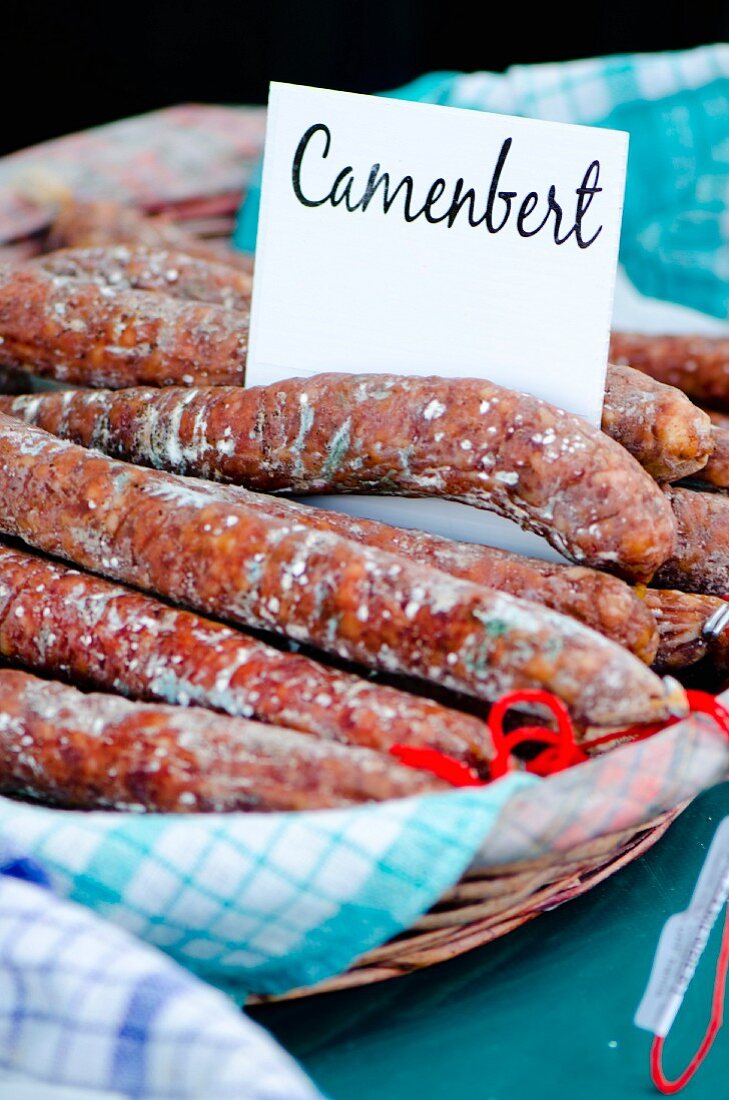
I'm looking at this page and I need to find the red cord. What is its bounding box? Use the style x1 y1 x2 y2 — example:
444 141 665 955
488 688 588 778
389 687 588 787
387 745 484 787
390 688 729 788
643 691 729 1093
650 904 729 1094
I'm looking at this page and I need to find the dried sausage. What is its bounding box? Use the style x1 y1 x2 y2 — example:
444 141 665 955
0 668 447 811
0 540 494 768
0 265 246 387
643 588 729 672
0 374 676 581
602 362 712 481
47 200 252 273
655 486 729 596
37 245 252 312
215 495 662 665
610 332 729 410
0 414 684 727
691 427 729 490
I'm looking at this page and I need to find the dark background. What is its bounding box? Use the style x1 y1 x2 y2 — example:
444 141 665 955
3 0 728 156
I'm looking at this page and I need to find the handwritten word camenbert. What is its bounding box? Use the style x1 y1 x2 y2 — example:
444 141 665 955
291 123 604 248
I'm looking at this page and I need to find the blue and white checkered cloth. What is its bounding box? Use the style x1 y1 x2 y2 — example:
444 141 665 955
0 852 323 1099
0 780 534 1001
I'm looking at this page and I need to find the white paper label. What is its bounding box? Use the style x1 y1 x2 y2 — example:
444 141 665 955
248 83 628 553
635 815 729 1037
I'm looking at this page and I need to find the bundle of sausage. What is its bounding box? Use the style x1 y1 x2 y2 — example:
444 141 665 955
0 259 715 484
0 204 724 816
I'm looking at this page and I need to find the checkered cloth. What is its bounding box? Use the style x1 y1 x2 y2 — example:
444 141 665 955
0 709 725 1097
0 776 535 1002
0 856 322 1099
235 45 729 319
0 774 536 1097
0 105 266 246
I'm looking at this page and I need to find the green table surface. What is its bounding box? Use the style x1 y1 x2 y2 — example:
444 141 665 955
253 782 729 1099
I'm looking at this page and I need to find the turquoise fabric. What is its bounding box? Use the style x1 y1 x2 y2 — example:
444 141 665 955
0 775 535 1000
235 46 729 318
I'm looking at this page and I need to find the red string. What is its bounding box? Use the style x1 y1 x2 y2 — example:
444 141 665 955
488 688 588 778
642 689 729 1094
650 904 729 1095
390 688 729 788
389 687 589 788
387 745 484 788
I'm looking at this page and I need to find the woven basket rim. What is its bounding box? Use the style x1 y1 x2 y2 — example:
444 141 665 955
250 806 680 1003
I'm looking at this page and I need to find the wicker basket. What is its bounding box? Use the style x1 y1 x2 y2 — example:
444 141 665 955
250 807 679 1002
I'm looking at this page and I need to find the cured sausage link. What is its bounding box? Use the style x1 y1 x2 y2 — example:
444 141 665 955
0 668 447 812
0 541 495 768
47 199 252 273
0 266 246 388
610 332 729 410
0 375 676 582
216 493 662 666
656 486 729 595
643 588 729 672
0 414 683 728
691 427 729 490
36 245 252 312
602 363 712 482
0 391 662 663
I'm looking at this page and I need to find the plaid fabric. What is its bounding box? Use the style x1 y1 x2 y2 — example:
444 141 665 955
0 775 535 1001
0 104 266 245
0 866 322 1100
0 714 724 1007
235 45 729 318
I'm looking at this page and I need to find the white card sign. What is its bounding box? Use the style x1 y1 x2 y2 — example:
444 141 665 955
248 83 628 558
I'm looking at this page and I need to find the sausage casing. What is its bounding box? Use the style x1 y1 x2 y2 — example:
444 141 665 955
0 540 494 767
691 427 729 490
0 668 447 811
218 493 662 665
655 486 729 596
602 362 712 482
0 414 684 727
0 375 676 582
643 588 729 672
0 266 246 388
47 200 252 273
36 245 252 312
610 332 729 410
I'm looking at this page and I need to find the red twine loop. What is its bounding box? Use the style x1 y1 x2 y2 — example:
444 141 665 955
488 688 588 779
645 689 729 1095
389 687 589 786
649 904 729 1094
390 687 729 789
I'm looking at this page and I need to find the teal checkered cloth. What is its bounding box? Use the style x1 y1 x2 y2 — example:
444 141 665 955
0 776 535 1001
235 45 729 318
